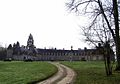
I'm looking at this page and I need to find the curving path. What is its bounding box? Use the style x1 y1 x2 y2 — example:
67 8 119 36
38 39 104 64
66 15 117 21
37 62 76 84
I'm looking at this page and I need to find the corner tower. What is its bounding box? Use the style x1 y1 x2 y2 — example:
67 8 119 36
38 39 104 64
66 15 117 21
27 33 34 49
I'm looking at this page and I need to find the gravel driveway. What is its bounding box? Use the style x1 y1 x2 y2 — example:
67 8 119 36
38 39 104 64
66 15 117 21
37 62 76 84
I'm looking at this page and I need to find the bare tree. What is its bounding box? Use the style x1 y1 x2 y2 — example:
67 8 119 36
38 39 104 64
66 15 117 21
66 0 120 70
82 19 114 76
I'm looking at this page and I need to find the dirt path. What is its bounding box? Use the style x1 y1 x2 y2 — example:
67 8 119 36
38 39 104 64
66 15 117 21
37 62 76 84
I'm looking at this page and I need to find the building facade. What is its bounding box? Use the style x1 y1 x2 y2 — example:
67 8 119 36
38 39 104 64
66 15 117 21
7 34 108 61
36 48 103 61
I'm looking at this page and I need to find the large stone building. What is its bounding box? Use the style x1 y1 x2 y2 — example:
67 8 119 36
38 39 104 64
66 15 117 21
7 33 112 61
36 48 103 61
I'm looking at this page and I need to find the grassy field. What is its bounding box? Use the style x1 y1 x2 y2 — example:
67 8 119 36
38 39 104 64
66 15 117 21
61 61 120 84
0 61 57 84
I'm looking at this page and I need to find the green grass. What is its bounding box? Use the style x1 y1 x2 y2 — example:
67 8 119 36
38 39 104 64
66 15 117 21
0 61 57 84
61 61 120 84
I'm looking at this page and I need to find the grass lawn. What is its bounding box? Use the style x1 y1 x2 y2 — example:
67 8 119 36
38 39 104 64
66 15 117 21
0 61 57 84
61 61 120 84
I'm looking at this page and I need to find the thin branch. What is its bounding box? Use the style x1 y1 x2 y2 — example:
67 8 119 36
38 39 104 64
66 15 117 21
98 0 116 42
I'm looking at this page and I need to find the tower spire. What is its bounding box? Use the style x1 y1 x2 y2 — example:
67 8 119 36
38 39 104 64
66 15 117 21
27 33 34 49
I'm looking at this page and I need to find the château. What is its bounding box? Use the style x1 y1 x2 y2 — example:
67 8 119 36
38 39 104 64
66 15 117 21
5 34 114 61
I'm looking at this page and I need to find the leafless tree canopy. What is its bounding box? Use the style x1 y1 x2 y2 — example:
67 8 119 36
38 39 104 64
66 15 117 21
66 0 120 70
66 0 119 46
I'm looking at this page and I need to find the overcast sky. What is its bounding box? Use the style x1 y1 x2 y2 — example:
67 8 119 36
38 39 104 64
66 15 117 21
0 0 89 50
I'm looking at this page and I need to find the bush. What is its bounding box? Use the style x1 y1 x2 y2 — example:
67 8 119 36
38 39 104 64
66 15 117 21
4 58 12 61
81 57 86 61
24 59 33 62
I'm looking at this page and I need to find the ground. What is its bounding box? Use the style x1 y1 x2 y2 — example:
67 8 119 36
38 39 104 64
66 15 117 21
0 61 57 84
38 62 76 84
1 61 120 84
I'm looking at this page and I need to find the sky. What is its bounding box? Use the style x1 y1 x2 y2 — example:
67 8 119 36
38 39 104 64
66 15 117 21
0 0 89 50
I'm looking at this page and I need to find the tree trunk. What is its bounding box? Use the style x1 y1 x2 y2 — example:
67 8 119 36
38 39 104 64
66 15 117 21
112 0 120 70
104 42 112 76
115 46 120 70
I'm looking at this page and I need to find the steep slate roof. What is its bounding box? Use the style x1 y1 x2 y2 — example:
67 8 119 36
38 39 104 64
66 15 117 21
37 48 98 55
